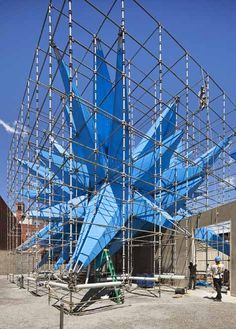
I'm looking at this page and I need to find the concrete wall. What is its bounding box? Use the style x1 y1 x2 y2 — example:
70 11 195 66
175 200 236 296
0 250 35 275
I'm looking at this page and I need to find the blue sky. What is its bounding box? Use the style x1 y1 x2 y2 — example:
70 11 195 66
0 0 236 202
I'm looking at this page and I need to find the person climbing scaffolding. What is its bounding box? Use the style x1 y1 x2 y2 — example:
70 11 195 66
198 85 207 110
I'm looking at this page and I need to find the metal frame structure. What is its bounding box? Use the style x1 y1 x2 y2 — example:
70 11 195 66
6 0 236 312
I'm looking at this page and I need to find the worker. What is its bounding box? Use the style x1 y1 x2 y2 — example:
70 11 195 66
198 86 207 110
206 263 210 275
210 256 225 302
188 262 197 290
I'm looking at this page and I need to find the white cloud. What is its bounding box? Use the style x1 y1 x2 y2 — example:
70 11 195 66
0 119 28 137
0 119 16 134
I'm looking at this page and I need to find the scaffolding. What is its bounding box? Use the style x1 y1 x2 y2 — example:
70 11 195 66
6 0 236 312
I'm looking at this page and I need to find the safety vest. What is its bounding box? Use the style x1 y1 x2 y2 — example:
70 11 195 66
212 263 224 279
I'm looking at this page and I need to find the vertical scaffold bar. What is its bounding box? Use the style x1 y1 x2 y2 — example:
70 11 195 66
8 140 12 252
27 79 31 274
121 0 126 279
206 230 208 272
173 93 178 274
48 0 53 272
205 75 210 211
68 0 74 268
158 24 162 276
222 93 226 204
128 60 135 275
7 147 9 252
16 120 19 249
61 96 65 271
35 46 40 271
127 60 131 275
185 52 189 277
153 80 157 276
20 103 24 273
93 33 98 228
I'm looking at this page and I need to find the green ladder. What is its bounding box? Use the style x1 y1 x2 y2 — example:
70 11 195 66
97 248 122 304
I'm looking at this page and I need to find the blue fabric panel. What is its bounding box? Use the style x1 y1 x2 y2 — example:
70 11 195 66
108 35 129 172
96 40 114 153
230 152 236 160
17 221 61 251
70 183 122 270
133 101 177 160
133 130 183 192
37 245 62 268
194 137 230 168
29 195 86 220
195 227 230 256
163 176 204 215
54 244 70 270
39 149 89 192
53 46 107 184
64 105 106 187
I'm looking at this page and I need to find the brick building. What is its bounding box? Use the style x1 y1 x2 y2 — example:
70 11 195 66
0 196 11 250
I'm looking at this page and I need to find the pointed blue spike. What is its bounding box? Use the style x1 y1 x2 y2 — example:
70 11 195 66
53 44 107 185
96 40 114 153
162 136 231 192
18 158 49 179
169 140 186 168
194 136 230 168
108 34 129 172
133 101 178 160
18 158 77 200
70 183 122 270
29 195 87 221
51 140 90 188
39 149 89 193
64 104 106 186
163 176 204 214
133 191 174 227
133 130 184 192
17 222 60 251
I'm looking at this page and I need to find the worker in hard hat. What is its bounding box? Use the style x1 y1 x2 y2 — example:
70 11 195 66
188 262 197 290
210 256 225 302
198 86 207 110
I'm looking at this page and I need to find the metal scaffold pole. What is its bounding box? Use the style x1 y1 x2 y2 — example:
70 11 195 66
121 0 126 280
158 24 162 276
185 52 189 278
153 79 157 276
27 79 31 275
68 0 74 278
127 59 132 276
48 0 53 273
35 46 40 272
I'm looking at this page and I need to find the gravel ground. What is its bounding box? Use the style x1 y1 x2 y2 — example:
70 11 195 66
1 275 236 329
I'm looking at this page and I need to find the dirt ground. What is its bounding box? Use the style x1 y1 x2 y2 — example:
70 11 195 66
1 275 236 329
